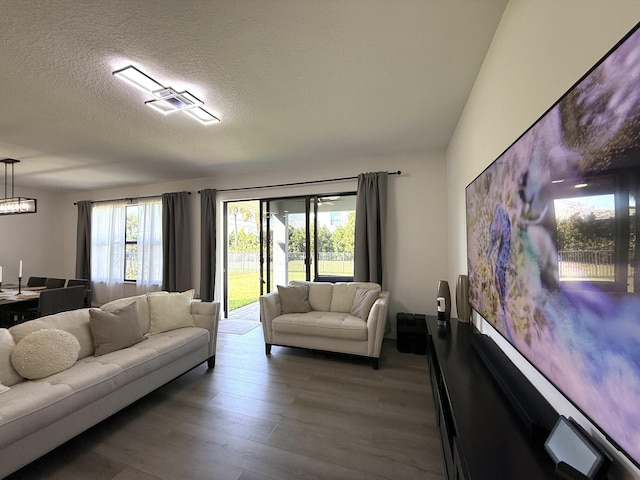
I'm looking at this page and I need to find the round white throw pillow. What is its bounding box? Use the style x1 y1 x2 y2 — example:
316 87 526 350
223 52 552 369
11 328 80 379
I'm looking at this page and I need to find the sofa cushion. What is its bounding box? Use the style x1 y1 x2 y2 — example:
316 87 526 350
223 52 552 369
147 290 195 335
53 328 208 410
350 287 380 320
89 302 144 356
309 285 332 311
330 283 358 313
0 326 210 452
0 380 72 451
290 281 333 311
272 311 367 341
9 309 94 360
0 329 22 387
277 285 311 314
11 329 80 380
101 294 150 335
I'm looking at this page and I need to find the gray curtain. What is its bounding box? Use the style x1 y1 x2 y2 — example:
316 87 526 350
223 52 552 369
75 201 92 281
162 192 192 292
354 172 388 286
200 189 216 301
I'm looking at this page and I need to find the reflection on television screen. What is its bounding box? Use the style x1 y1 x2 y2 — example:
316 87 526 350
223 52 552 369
466 22 640 469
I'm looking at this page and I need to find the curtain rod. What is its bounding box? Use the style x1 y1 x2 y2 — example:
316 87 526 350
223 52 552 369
198 170 401 194
73 191 191 206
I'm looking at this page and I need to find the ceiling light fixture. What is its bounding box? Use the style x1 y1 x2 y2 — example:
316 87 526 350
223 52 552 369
145 88 204 115
0 159 37 215
112 65 220 125
184 106 221 125
112 65 164 93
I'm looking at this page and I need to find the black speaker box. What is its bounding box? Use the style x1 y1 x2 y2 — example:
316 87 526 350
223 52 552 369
396 313 427 354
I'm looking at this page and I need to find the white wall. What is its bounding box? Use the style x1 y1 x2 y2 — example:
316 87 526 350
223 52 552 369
0 187 67 282
447 1 640 477
56 151 448 336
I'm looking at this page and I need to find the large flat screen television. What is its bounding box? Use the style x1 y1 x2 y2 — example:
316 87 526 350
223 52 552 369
466 22 640 469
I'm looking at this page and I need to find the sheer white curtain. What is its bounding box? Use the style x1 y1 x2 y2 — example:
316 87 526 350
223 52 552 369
136 198 163 294
91 201 127 303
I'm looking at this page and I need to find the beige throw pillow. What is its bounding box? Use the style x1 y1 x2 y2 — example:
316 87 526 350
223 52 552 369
278 285 312 314
89 302 144 356
100 294 150 334
147 289 195 335
350 287 380 320
11 328 80 380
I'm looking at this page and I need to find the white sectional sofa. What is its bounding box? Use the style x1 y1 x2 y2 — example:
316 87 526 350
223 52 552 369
259 281 389 369
0 290 219 478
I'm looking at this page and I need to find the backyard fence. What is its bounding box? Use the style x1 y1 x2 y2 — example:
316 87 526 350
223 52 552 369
228 251 354 275
557 250 615 280
228 252 260 273
230 249 619 280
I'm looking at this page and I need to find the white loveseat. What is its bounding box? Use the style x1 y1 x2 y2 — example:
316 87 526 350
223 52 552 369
259 281 389 369
0 290 220 478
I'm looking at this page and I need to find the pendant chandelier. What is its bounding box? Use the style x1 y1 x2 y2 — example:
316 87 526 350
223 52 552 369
0 159 37 215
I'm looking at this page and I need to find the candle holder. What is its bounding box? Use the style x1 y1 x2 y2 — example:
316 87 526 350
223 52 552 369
0 282 3 293
17 277 22 295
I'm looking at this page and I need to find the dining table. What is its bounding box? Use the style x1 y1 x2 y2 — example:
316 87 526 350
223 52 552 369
0 286 43 327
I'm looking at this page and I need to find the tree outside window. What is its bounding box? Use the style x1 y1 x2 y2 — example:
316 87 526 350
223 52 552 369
125 205 138 281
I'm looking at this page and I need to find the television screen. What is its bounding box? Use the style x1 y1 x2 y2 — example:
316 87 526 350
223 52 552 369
466 22 640 468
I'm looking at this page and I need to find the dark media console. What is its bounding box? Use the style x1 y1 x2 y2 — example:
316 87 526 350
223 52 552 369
470 333 558 441
427 316 557 479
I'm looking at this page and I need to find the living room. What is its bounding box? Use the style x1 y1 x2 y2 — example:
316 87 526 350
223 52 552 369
2 1 640 479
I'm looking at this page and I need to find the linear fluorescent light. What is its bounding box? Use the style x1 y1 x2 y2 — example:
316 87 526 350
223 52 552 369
113 65 164 93
574 183 588 189
185 106 221 125
113 65 220 125
145 88 204 114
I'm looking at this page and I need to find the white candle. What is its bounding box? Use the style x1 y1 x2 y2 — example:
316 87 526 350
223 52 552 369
0 266 3 283
19 260 22 278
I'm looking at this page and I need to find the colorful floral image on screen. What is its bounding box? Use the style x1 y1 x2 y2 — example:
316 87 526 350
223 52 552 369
466 24 640 467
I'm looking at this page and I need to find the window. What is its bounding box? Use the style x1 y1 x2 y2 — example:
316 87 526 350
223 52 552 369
125 205 138 281
91 199 162 303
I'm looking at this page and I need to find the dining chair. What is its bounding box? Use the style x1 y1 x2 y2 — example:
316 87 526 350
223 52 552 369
9 285 85 323
66 279 91 307
38 285 85 316
26 277 47 287
44 278 66 289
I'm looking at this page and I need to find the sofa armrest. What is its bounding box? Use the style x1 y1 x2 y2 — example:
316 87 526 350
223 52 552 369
191 300 220 360
259 292 281 344
366 291 389 358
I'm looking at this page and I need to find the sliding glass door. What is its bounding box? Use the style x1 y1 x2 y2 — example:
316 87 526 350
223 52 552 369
260 193 356 294
223 193 355 318
315 194 356 281
260 197 311 294
224 200 261 318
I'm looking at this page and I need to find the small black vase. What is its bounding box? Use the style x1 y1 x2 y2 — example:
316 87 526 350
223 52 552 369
437 280 451 323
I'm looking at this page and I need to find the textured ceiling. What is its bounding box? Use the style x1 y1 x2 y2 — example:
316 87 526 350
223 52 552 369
0 0 507 192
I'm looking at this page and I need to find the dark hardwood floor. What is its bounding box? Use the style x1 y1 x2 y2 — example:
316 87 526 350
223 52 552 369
7 321 444 480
